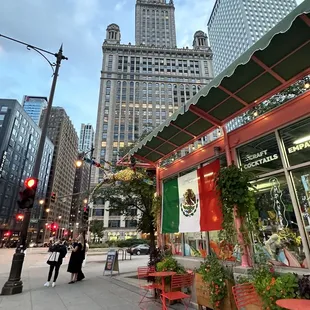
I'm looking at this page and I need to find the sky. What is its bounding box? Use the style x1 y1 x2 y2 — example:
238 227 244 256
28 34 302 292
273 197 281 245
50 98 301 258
0 0 216 133
0 0 304 134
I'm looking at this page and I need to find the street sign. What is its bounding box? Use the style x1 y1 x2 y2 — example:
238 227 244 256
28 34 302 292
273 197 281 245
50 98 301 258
103 249 119 276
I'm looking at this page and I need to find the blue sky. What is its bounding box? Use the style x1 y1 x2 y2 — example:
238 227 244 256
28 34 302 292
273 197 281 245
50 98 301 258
0 0 216 132
0 0 303 133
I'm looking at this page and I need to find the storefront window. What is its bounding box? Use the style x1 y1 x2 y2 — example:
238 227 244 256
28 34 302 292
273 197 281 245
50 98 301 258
209 230 236 261
291 168 310 233
238 133 282 176
183 232 208 257
280 117 310 167
164 233 183 256
252 174 306 268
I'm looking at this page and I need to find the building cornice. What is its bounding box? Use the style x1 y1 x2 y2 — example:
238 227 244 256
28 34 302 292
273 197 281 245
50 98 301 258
102 42 213 57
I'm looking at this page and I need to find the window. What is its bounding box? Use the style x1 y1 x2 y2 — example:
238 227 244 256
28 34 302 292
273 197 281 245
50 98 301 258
94 209 104 216
237 133 282 176
125 220 137 228
109 210 121 216
251 173 307 268
0 115 4 121
1 107 8 112
280 117 310 167
108 220 120 228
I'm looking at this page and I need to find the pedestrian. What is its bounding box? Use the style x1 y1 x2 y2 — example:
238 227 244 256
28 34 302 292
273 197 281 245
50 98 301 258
77 233 89 281
67 233 84 284
44 239 67 287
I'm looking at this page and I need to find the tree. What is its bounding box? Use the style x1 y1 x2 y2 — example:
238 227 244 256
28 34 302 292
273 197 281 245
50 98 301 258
89 220 104 243
93 168 157 252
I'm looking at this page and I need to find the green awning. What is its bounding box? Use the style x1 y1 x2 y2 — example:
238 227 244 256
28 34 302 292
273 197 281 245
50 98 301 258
129 0 310 164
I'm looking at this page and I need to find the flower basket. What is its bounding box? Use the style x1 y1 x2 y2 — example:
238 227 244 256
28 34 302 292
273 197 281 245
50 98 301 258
195 273 236 310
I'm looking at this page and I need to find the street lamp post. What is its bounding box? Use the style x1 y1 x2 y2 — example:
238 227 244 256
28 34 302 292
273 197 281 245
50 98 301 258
1 34 67 295
75 145 94 238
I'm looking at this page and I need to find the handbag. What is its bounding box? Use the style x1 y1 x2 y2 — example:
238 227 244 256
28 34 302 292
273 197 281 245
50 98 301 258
47 251 60 264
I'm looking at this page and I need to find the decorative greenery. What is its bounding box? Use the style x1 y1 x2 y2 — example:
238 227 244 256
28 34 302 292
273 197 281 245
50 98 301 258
248 262 299 310
156 255 186 284
216 164 258 246
196 253 228 309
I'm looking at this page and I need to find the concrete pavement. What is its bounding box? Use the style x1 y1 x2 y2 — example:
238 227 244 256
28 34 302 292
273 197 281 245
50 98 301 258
0 249 195 310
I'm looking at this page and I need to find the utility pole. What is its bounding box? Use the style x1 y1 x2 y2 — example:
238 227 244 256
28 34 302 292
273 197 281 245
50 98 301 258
0 34 68 295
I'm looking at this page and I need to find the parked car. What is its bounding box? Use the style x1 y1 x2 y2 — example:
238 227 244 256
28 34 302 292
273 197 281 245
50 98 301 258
127 244 150 255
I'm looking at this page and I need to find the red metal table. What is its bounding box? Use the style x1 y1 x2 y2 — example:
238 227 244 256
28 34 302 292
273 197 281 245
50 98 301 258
276 299 310 309
149 271 176 310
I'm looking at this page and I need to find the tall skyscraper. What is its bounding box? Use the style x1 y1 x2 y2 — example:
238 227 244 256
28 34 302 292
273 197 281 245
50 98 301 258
79 123 94 157
208 0 297 76
94 0 214 185
40 107 78 241
22 96 48 126
0 99 53 242
135 0 177 48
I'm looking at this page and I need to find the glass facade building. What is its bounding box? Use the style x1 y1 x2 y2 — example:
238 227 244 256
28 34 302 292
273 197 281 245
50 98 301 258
208 0 297 76
22 96 48 126
79 123 94 157
0 99 54 242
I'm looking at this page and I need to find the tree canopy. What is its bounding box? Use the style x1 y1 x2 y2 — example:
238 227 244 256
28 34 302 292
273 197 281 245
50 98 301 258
93 168 157 250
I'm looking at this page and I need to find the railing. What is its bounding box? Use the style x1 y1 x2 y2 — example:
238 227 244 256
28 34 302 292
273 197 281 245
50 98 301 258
117 248 132 261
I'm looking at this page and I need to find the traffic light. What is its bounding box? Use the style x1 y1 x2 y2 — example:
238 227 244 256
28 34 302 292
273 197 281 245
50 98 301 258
51 192 57 203
17 177 38 209
83 206 89 223
51 223 58 231
16 214 24 221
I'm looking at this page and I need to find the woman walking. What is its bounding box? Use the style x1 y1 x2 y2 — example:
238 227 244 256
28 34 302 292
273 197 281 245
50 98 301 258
44 239 67 287
67 233 84 284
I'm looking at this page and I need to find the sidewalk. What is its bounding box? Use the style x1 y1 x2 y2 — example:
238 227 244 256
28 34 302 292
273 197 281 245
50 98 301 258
0 255 195 310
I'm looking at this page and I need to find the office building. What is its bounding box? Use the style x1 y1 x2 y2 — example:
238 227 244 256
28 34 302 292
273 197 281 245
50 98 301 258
40 107 78 241
93 0 214 184
135 0 177 48
208 0 297 76
22 96 48 126
89 199 142 242
79 124 95 156
0 99 54 242
69 154 90 239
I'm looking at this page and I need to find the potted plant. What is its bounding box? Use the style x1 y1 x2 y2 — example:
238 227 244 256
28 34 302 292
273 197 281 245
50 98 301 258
195 253 236 310
156 255 187 304
246 262 299 310
156 255 186 288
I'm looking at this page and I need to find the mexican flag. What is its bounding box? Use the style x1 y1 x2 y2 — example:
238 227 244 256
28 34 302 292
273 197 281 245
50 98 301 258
162 159 222 233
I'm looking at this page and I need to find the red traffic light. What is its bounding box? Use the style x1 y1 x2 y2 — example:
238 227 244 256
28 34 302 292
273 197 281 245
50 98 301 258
51 223 58 231
16 214 24 221
24 177 38 189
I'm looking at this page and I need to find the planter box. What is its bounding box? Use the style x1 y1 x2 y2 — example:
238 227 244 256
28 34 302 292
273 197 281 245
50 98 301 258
195 273 237 310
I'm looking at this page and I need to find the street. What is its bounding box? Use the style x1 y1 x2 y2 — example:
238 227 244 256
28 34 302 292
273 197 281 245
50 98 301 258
0 248 169 310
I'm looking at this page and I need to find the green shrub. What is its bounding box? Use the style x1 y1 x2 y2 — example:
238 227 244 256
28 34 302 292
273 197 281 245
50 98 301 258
116 238 149 248
89 243 108 248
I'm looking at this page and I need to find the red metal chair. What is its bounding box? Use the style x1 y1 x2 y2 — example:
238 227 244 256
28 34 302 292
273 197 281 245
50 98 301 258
232 283 262 310
161 273 194 310
137 266 162 309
